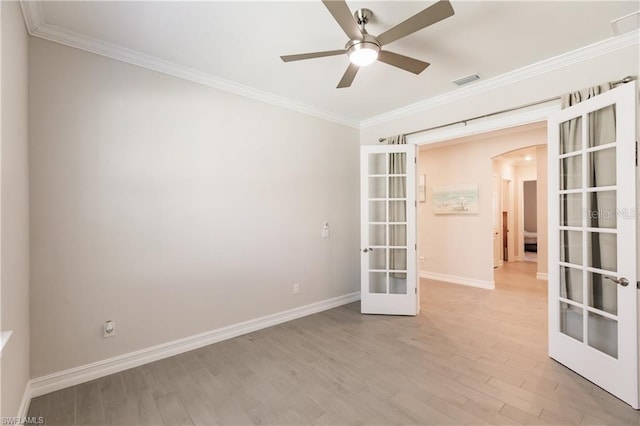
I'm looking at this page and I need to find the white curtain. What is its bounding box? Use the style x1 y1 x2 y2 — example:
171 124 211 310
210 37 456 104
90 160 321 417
560 83 616 311
386 135 406 279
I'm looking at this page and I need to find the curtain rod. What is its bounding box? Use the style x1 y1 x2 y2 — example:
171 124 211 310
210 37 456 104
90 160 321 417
378 75 635 143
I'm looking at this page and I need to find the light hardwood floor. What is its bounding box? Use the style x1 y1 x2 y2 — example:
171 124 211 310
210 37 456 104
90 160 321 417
28 262 640 425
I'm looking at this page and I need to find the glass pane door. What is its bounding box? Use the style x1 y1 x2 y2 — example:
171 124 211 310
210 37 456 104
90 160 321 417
558 103 619 358
361 145 417 316
548 81 637 408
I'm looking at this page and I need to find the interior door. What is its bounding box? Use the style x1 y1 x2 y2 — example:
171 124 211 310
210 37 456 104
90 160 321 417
493 175 501 268
548 82 638 408
361 144 417 315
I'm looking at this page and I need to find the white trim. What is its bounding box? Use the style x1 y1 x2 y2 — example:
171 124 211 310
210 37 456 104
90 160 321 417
18 2 359 129
17 1 639 130
17 382 32 424
30 292 360 398
362 30 639 128
407 105 558 146
536 272 548 281
18 0 43 33
420 271 495 290
0 330 13 353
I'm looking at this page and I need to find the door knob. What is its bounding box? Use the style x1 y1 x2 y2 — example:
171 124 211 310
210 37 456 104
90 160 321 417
605 276 629 287
362 248 374 253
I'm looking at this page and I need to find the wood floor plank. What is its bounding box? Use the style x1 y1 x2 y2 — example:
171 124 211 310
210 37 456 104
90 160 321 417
454 372 543 418
99 374 137 426
26 395 50 425
120 368 166 426
499 403 550 425
390 391 460 425
75 381 104 426
153 393 194 426
45 386 76 426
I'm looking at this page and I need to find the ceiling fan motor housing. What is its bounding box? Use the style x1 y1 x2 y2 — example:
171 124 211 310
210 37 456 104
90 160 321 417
345 34 381 57
354 8 373 26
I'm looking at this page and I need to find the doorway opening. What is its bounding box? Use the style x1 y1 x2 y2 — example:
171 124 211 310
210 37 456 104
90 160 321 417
417 122 548 290
492 144 547 285
523 180 538 262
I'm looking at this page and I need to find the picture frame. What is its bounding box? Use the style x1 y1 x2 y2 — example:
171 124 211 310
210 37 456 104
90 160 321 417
432 183 479 214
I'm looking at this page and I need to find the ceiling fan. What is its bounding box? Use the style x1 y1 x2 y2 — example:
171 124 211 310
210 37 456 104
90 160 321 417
280 0 455 88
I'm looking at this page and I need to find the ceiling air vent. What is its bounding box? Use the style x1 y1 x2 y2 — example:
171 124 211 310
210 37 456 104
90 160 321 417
452 73 480 86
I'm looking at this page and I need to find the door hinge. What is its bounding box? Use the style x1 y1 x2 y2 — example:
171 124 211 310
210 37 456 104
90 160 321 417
415 200 417 208
637 281 639 290
635 141 638 167
415 243 417 250
415 287 417 294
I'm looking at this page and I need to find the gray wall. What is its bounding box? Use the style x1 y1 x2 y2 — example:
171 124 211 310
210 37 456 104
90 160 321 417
1 0 31 417
29 38 360 377
523 180 537 232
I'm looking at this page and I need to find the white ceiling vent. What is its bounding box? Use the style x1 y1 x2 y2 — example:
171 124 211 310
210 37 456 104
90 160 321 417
611 11 640 36
452 73 480 86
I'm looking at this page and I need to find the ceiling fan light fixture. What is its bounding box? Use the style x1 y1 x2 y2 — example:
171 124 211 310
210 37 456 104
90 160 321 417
349 45 378 66
280 0 456 88
346 37 380 67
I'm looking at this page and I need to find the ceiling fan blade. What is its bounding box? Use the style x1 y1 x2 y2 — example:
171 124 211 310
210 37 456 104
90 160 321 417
322 0 363 41
377 51 430 75
280 50 346 62
376 0 454 46
337 63 359 88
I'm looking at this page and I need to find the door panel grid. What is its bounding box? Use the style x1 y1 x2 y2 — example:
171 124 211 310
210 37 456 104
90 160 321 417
548 81 637 408
557 107 620 354
361 145 417 316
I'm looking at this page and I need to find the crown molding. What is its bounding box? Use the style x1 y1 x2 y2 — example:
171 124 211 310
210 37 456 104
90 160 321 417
18 1 360 129
19 1 639 130
19 0 44 33
361 29 640 128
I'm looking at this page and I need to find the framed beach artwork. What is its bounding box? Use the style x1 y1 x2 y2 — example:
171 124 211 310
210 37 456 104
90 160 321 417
432 184 479 214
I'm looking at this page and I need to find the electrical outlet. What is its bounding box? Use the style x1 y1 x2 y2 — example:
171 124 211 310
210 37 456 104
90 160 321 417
104 320 115 338
293 283 300 294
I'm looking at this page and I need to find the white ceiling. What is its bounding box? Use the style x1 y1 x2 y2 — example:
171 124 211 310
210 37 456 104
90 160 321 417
496 145 539 167
34 1 638 123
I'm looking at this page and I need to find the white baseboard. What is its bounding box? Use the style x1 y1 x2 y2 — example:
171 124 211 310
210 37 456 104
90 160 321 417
30 292 360 398
536 272 549 281
420 271 495 290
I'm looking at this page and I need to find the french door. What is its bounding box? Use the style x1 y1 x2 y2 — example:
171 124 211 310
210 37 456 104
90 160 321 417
548 82 638 408
360 144 418 315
